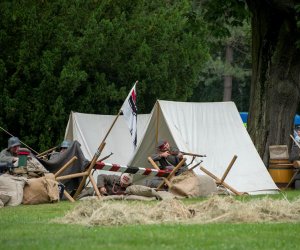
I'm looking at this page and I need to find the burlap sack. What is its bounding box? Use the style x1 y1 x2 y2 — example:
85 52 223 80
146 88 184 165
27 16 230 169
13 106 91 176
0 191 11 208
0 174 27 206
22 174 59 205
169 171 217 197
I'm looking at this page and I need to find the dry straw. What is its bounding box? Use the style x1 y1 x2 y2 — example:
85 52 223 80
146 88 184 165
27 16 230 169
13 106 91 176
54 195 300 226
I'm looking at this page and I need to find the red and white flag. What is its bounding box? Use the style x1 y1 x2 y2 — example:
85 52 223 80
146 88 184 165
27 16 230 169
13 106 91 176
121 82 137 149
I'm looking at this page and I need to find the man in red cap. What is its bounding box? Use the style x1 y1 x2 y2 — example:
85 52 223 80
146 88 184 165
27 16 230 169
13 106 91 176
151 139 187 173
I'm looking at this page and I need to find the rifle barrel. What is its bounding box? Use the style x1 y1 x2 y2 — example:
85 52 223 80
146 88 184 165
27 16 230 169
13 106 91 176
180 151 206 157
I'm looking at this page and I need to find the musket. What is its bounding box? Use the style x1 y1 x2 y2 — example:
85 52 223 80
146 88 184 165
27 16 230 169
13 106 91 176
180 151 206 157
36 145 59 158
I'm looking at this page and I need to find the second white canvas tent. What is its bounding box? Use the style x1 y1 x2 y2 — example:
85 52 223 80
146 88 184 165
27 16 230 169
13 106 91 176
64 111 150 164
129 100 278 194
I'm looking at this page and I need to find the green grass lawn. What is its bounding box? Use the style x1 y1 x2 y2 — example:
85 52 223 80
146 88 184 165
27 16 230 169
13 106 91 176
1 190 300 250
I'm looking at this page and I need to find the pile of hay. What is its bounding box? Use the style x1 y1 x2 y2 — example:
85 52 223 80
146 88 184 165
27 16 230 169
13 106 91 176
55 196 300 226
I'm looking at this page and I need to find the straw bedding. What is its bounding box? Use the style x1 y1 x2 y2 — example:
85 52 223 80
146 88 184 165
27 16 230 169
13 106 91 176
55 195 300 226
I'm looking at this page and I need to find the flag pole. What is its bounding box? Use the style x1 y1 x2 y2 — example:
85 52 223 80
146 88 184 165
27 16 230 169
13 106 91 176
73 81 138 199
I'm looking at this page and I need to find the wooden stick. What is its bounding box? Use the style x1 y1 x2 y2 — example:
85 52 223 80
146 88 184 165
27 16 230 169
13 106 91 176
63 190 75 202
200 166 245 196
156 158 187 190
218 155 237 185
148 157 173 188
155 100 160 145
56 172 87 181
285 168 300 189
54 156 78 177
36 145 58 158
290 134 300 149
73 141 106 199
89 172 101 198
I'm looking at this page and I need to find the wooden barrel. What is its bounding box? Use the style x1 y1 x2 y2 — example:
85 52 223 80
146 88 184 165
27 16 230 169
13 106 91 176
268 159 293 188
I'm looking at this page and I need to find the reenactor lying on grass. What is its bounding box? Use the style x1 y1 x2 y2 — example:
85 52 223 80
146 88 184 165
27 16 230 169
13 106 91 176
78 173 133 198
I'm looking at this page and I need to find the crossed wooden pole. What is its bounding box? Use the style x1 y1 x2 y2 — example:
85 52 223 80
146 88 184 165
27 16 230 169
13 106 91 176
148 157 187 190
200 155 245 196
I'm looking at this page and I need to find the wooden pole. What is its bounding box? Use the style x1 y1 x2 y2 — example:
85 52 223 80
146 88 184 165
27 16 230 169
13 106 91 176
63 190 75 202
218 155 237 185
56 172 87 181
200 166 245 196
72 141 106 199
285 168 300 189
54 156 78 178
156 158 187 190
155 100 160 146
73 108 124 199
290 134 300 149
147 157 172 188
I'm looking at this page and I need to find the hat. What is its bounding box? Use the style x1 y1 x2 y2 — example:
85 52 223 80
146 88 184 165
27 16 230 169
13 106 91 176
60 140 71 149
120 173 133 185
157 139 169 151
8 137 21 149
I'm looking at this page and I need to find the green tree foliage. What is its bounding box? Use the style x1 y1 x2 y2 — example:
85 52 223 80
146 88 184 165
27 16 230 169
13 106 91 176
0 0 209 151
189 1 251 112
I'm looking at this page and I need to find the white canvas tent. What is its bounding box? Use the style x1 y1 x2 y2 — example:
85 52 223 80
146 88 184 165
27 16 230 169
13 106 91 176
64 111 150 164
129 100 278 194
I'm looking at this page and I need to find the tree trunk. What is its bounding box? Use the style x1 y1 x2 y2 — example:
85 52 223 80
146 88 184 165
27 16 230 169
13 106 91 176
246 0 300 165
223 45 233 101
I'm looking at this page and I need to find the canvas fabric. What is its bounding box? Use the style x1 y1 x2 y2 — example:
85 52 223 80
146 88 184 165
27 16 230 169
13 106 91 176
0 174 27 206
39 141 89 193
0 191 11 208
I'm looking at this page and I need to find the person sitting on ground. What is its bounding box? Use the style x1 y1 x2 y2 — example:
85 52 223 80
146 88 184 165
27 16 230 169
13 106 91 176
49 140 72 160
144 139 188 189
0 137 21 166
151 139 188 174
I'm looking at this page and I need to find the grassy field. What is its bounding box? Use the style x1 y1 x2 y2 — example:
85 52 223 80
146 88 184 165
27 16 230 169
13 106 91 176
1 190 300 250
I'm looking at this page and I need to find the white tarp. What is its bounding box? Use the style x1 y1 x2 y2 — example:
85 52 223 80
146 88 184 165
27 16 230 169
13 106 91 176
129 100 278 194
64 112 150 165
